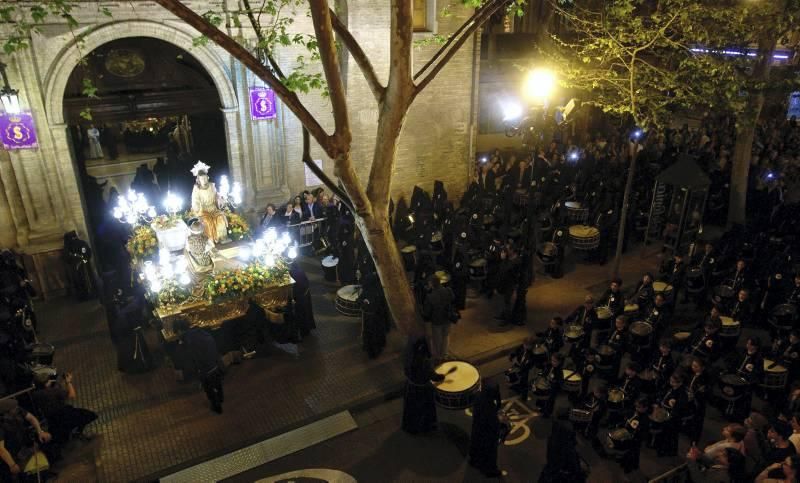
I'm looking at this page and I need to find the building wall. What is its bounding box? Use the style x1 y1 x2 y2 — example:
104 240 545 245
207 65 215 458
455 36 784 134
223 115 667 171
0 0 478 294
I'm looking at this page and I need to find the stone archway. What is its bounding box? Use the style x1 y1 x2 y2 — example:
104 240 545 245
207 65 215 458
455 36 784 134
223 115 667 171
43 20 238 123
39 19 243 257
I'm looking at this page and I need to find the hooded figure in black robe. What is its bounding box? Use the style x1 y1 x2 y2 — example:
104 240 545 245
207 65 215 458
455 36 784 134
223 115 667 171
401 338 444 434
469 381 503 477
336 222 357 285
109 290 153 373
358 271 389 358
289 262 316 337
451 250 468 310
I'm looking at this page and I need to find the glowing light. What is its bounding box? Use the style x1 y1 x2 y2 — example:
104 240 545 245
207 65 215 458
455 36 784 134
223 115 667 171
231 182 242 205
218 175 230 198
159 248 171 266
288 245 298 259
523 68 556 103
500 100 524 121
265 228 277 244
264 253 275 267
179 273 191 286
163 191 183 214
150 279 162 293
239 246 251 261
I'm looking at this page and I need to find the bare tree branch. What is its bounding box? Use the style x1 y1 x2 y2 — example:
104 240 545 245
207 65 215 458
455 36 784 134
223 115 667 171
413 0 508 97
412 0 492 81
302 128 353 211
329 8 385 103
154 0 336 156
309 0 351 147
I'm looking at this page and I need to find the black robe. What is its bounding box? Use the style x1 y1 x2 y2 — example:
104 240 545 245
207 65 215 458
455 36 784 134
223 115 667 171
401 340 444 434
359 272 389 358
289 264 316 335
469 383 502 476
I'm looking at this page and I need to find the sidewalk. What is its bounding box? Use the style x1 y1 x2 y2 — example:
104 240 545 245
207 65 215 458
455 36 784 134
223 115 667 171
41 247 660 482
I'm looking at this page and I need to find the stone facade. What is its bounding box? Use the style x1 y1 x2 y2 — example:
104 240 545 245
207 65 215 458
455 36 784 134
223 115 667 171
0 1 479 295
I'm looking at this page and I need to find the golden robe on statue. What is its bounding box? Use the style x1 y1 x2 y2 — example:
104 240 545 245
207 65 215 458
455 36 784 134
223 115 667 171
191 182 228 244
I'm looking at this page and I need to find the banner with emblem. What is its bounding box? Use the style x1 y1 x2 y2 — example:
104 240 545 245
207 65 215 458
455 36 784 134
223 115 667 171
249 86 277 120
0 112 38 150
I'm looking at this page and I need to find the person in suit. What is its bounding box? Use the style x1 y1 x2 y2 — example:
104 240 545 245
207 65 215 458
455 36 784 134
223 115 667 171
259 203 279 232
301 192 323 221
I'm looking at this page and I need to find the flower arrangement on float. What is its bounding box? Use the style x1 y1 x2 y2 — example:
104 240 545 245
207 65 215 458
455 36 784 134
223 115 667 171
126 225 159 263
226 212 251 241
205 260 290 301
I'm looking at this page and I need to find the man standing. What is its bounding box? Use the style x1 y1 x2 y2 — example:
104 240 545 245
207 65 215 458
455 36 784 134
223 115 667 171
423 275 455 364
301 192 323 221
174 320 225 414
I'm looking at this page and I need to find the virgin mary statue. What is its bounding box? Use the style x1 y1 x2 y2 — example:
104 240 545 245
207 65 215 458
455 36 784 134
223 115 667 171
190 161 228 244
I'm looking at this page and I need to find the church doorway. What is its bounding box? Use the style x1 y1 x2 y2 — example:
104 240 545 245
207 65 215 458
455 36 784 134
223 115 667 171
62 37 229 271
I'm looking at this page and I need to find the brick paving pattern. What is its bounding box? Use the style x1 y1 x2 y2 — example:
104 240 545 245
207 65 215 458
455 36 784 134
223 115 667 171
43 249 660 482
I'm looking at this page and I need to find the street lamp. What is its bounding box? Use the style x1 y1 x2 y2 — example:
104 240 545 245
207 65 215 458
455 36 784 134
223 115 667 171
0 62 20 114
523 68 556 105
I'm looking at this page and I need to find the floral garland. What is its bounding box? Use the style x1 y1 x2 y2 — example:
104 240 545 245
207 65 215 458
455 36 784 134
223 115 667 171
205 260 290 301
227 212 251 241
126 225 158 264
156 279 191 307
151 213 186 231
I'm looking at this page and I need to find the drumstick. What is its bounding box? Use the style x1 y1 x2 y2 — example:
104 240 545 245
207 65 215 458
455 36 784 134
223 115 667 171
767 361 779 370
446 366 458 375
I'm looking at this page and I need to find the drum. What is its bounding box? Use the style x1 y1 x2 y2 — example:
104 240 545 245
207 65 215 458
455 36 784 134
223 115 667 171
685 267 705 294
565 201 589 225
568 225 600 251
321 255 339 282
531 343 549 366
537 242 559 263
713 284 735 306
570 408 594 424
649 406 671 435
430 231 444 254
564 325 585 343
770 304 798 330
468 258 488 281
335 285 363 317
30 343 55 366
607 388 626 411
629 321 653 347
639 368 658 394
762 359 789 391
433 361 481 409
607 428 635 454
30 364 57 383
563 370 582 393
532 377 551 398
624 303 639 317
596 344 617 370
652 281 674 300
400 245 417 271
719 374 748 401
673 331 691 347
719 316 741 338
596 306 613 331
513 189 529 207
435 270 451 286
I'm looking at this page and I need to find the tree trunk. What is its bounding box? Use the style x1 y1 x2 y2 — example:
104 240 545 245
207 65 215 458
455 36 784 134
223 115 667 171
358 213 423 337
610 147 638 279
727 107 761 226
727 33 776 226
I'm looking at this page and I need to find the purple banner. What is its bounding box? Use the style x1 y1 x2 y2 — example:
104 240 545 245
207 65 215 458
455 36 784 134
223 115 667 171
249 86 277 120
0 112 38 150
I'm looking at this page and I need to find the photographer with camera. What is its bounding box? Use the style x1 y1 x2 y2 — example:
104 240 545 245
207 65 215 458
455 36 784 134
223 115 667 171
29 370 97 448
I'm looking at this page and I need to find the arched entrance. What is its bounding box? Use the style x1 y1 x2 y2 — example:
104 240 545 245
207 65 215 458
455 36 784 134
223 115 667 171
42 21 239 270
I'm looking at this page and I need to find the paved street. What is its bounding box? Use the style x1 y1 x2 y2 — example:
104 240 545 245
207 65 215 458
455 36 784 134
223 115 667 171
41 245 663 482
224 356 717 483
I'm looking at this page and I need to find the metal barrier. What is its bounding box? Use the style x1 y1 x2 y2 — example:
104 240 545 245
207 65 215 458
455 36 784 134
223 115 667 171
286 218 327 248
648 462 688 483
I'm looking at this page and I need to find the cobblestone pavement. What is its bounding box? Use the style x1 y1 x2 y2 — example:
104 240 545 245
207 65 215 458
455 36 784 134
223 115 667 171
42 247 662 482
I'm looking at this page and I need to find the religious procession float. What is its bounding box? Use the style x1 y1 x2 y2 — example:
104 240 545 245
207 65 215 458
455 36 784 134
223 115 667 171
113 161 295 341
